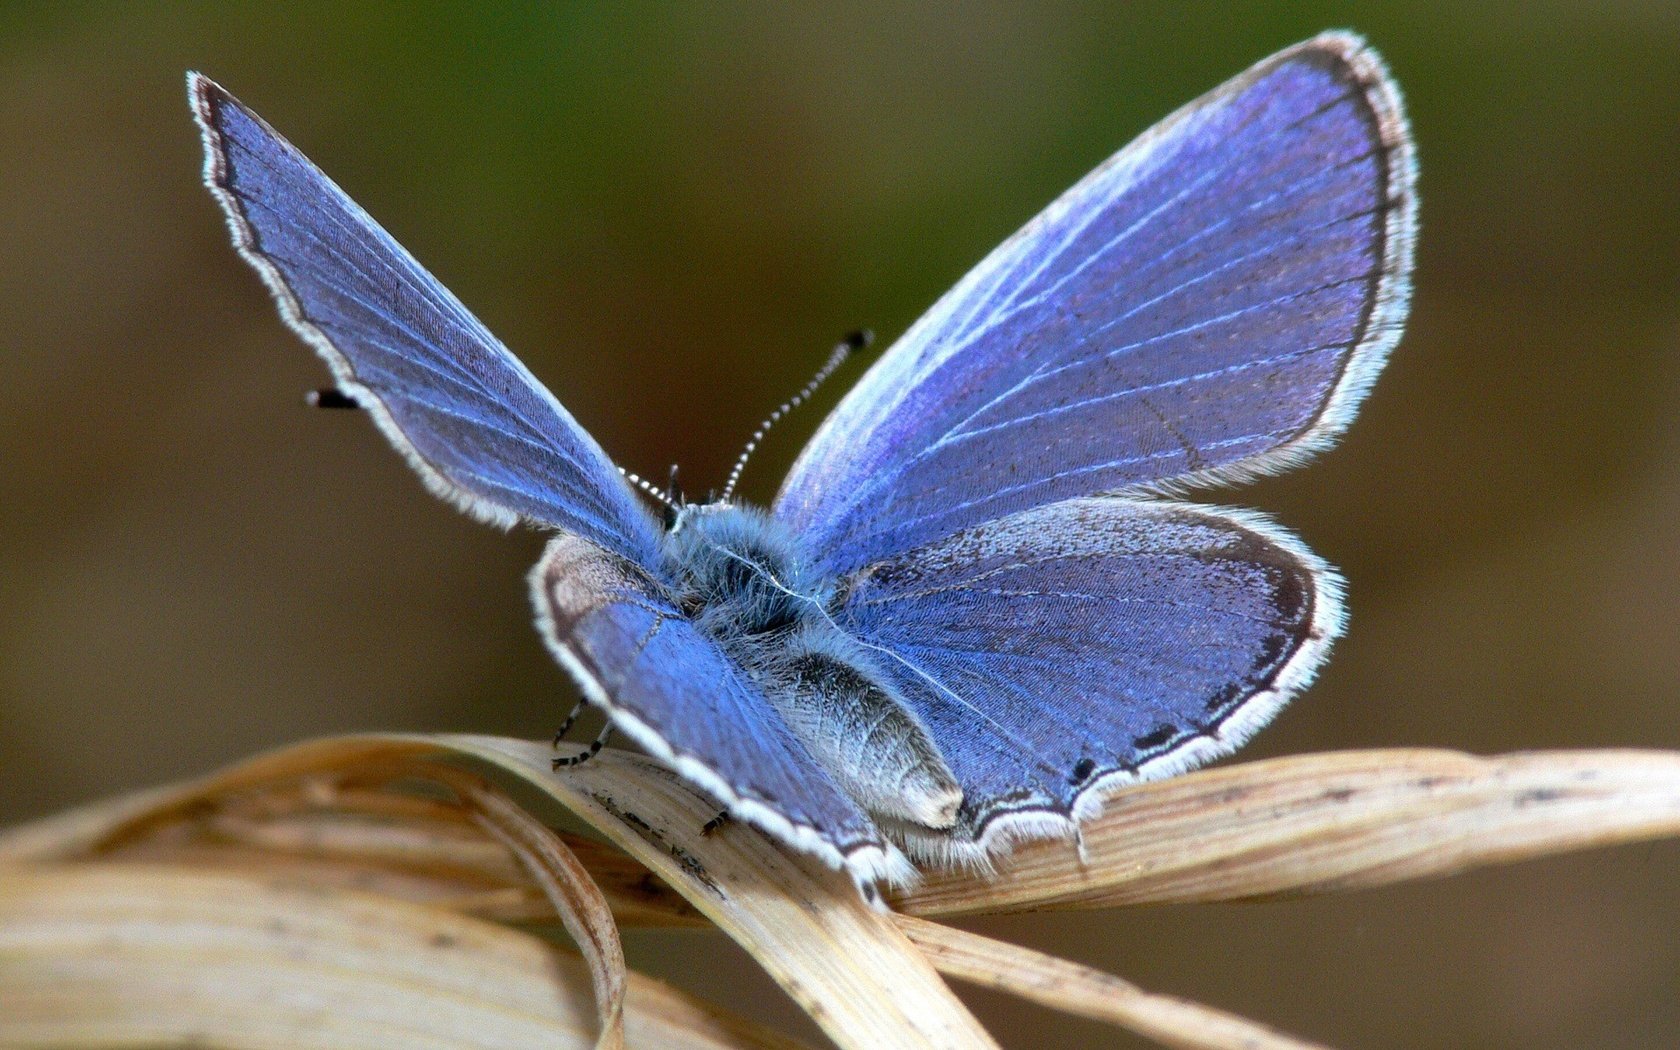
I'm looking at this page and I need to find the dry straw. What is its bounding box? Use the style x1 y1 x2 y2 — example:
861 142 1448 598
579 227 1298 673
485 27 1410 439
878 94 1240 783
4 733 1680 1048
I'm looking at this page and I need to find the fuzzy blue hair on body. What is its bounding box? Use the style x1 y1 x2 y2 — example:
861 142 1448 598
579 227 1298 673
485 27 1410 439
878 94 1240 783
664 502 963 830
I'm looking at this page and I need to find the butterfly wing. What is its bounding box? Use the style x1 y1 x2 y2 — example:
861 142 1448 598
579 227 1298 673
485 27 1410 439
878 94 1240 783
190 74 661 565
193 75 897 881
775 33 1415 577
530 533 902 884
787 34 1414 857
832 496 1336 859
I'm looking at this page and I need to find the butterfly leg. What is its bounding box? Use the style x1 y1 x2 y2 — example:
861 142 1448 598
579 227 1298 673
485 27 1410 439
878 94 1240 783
700 810 732 836
551 717 614 769
551 699 587 749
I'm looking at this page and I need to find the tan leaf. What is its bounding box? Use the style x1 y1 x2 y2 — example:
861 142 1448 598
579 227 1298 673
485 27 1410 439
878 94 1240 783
0 734 999 1050
896 914 1331 1050
451 772 629 1050
8 736 1680 1050
445 735 1002 1050
0 864 810 1050
896 748 1680 914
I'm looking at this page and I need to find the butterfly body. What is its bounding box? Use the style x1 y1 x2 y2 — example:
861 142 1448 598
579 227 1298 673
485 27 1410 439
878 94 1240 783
660 501 964 830
664 502 824 643
191 32 1417 886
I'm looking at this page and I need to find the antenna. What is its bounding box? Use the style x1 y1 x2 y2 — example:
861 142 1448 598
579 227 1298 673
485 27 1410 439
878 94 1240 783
621 468 680 512
663 463 684 529
665 463 683 506
718 328 872 503
306 387 362 409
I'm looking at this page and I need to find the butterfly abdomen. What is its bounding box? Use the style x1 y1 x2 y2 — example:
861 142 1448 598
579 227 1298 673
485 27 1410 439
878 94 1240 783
766 628 963 829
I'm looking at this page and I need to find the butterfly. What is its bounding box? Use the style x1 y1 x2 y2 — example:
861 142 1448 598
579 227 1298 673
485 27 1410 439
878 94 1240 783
189 31 1416 887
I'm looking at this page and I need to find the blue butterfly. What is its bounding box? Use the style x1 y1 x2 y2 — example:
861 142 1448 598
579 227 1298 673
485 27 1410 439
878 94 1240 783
189 31 1416 886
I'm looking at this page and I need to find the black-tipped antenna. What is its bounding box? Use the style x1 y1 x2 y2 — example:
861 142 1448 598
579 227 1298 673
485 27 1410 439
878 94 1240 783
718 328 872 503
307 387 362 409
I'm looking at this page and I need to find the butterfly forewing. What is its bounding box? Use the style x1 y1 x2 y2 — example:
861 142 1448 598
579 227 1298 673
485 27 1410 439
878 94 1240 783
778 33 1413 860
191 72 897 881
775 34 1414 577
190 74 662 565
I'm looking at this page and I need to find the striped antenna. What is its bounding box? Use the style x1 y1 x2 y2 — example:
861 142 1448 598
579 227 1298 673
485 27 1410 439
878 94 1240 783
719 329 872 503
620 467 679 511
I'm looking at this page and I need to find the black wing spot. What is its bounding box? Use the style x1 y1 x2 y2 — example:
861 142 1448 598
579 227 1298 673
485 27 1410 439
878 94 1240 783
1268 565 1310 622
1069 757 1097 785
1133 725 1177 752
1250 632 1292 675
1205 682 1245 714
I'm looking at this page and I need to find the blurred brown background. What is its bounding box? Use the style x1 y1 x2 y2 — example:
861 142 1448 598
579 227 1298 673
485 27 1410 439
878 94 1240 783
3 3 1678 1047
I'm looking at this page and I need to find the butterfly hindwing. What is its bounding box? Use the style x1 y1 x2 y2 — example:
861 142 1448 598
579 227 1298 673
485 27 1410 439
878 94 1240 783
833 496 1337 860
775 33 1415 577
190 74 661 566
529 533 902 882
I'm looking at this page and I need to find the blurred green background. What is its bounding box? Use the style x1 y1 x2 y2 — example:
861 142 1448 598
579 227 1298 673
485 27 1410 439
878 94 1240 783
3 3 1678 1046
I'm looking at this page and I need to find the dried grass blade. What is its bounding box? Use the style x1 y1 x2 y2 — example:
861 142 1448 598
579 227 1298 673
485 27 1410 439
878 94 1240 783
0 780 186 861
452 774 629 1050
0 734 998 1049
897 748 1680 915
443 735 1002 1050
896 914 1333 1050
11 773 703 927
0 864 812 1050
